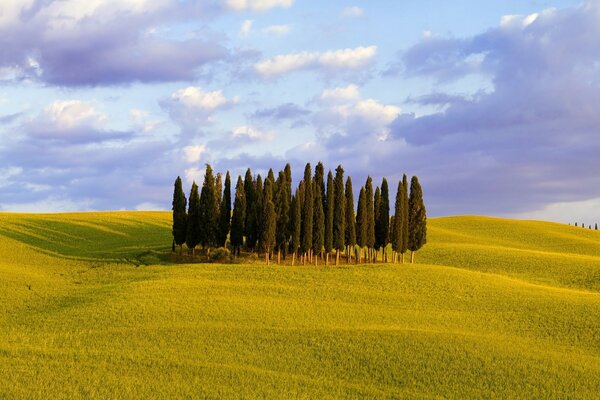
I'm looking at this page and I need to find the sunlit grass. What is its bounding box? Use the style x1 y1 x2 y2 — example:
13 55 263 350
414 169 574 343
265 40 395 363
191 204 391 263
1 213 599 398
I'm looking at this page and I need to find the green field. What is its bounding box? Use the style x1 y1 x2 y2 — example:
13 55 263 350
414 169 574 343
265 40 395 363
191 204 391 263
1 212 599 399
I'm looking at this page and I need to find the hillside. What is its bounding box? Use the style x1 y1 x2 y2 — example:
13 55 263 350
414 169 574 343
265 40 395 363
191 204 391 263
0 212 599 398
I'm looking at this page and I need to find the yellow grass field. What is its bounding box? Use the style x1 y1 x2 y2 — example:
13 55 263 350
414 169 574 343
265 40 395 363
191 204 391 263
1 212 599 398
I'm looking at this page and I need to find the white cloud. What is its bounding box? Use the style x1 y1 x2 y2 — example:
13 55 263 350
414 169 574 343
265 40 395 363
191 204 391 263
225 0 294 12
240 19 253 36
185 167 203 184
183 144 207 163
341 6 364 18
170 87 229 110
135 202 165 211
321 84 360 101
231 125 274 141
0 166 23 187
0 196 93 212
255 46 377 77
41 100 107 130
511 197 600 224
262 24 291 35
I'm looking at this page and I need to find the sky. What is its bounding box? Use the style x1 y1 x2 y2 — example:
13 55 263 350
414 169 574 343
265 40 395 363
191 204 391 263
0 0 598 223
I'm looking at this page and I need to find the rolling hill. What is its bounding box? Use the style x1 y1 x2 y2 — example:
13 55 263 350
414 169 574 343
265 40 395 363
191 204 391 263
0 212 599 398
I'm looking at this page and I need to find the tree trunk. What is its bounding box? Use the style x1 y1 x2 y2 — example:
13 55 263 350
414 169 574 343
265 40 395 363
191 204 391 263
277 249 281 265
401 252 404 264
411 251 415 264
303 253 306 266
336 249 339 266
315 254 318 266
266 252 270 265
292 252 296 266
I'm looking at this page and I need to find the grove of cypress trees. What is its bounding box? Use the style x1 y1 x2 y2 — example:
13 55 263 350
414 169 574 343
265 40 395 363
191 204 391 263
373 186 381 261
365 177 375 263
312 175 325 265
185 182 201 255
378 178 390 262
261 179 276 264
356 187 367 263
408 176 427 263
275 171 290 264
172 176 187 252
217 171 231 247
230 176 245 256
333 165 346 265
324 170 334 265
301 164 313 264
199 164 218 249
400 174 409 263
345 176 356 263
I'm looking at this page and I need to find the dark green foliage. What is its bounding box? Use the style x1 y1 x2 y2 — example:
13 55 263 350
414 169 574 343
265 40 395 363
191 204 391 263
400 174 409 255
333 165 346 251
266 168 275 193
345 177 356 247
391 180 403 253
312 175 325 256
315 162 326 210
215 173 222 211
324 170 334 254
230 176 246 254
243 169 254 241
356 187 367 248
291 183 303 255
276 171 290 254
248 175 263 251
365 177 375 249
284 163 293 240
261 179 277 256
376 178 390 250
301 164 313 254
408 176 427 252
374 187 381 250
185 182 201 251
217 171 232 247
172 176 187 247
199 164 218 248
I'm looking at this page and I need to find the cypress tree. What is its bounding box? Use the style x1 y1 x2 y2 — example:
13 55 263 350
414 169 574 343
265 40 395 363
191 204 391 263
251 175 263 251
391 180 403 263
365 177 375 262
408 176 427 263
243 169 254 248
312 175 325 265
301 164 313 263
284 163 293 253
275 171 290 263
215 172 222 211
315 162 326 211
345 176 356 263
373 186 381 260
185 182 201 254
378 178 390 262
400 174 409 262
356 187 367 263
172 176 187 251
261 179 277 264
230 176 245 256
333 165 346 265
324 170 334 264
199 164 217 249
217 171 231 247
291 182 303 265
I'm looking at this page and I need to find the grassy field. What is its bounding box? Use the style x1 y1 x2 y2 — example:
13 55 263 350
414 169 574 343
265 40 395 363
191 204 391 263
1 212 599 398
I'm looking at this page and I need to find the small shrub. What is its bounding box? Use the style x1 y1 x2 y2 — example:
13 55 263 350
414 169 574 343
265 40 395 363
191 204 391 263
209 247 231 263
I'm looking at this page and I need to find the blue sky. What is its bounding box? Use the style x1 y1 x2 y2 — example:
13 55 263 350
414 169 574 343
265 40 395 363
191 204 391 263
1 0 598 222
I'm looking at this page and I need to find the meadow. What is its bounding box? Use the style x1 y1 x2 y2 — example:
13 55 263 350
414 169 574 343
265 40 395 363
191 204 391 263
1 212 599 398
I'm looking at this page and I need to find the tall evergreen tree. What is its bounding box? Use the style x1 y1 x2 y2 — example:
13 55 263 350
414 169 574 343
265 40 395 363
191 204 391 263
266 168 275 190
230 176 246 256
315 162 326 211
275 171 290 263
312 175 325 264
374 186 381 259
355 187 367 262
250 175 263 251
215 173 223 211
345 176 356 263
199 164 218 248
284 163 293 251
291 182 303 265
400 174 409 262
365 177 375 262
324 170 334 264
243 169 254 248
408 176 427 263
217 171 231 247
185 182 201 254
377 178 390 262
301 164 313 263
261 178 277 264
172 176 187 251
391 180 403 262
333 165 346 265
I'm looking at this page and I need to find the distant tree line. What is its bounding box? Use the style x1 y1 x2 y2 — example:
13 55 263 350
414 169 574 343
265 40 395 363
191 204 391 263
172 163 427 265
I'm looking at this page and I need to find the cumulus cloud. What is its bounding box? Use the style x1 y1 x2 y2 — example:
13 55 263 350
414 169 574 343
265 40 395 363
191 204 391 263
0 0 226 86
226 0 294 12
262 24 292 35
255 46 377 78
231 125 274 141
183 144 207 163
320 84 360 101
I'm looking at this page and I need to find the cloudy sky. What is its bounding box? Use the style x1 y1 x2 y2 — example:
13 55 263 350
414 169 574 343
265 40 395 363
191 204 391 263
1 0 598 222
